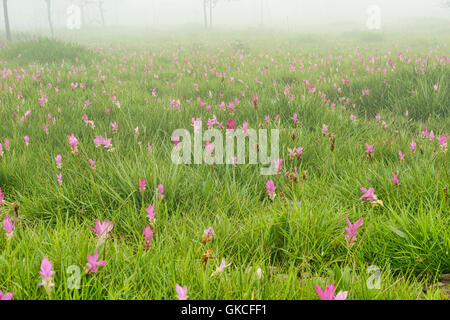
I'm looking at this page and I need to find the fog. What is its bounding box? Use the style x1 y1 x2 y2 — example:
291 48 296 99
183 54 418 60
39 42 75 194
1 0 449 32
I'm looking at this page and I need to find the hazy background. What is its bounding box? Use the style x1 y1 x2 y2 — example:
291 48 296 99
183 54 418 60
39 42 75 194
1 0 449 32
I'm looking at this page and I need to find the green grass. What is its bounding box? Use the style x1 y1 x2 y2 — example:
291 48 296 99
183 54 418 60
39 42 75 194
0 29 449 300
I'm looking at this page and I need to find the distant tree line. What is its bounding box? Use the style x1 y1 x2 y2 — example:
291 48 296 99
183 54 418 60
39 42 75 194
2 0 106 41
1 0 449 42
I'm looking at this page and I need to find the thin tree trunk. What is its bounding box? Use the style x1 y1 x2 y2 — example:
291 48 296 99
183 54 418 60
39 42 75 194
45 0 54 38
260 0 263 27
80 1 86 28
3 0 11 41
98 0 105 26
203 0 208 29
209 0 212 29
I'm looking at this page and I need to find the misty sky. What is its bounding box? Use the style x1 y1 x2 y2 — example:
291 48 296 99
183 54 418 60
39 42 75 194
1 0 449 30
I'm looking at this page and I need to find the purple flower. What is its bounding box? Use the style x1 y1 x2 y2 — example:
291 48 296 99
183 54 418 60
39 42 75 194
90 219 114 242
3 216 15 240
0 290 14 300
85 251 107 274
266 180 276 201
144 225 154 250
176 284 188 300
315 283 347 300
38 257 55 288
344 215 363 247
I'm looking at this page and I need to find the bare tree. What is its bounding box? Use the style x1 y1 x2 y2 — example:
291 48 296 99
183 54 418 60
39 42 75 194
209 0 213 29
45 0 54 38
260 0 266 27
203 0 235 29
2 0 11 41
98 0 105 26
203 0 208 28
74 0 104 28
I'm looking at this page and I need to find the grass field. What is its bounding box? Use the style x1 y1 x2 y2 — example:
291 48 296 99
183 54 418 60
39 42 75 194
0 28 449 300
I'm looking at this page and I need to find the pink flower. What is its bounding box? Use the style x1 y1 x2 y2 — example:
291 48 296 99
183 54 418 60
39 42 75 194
143 225 154 250
421 126 429 138
398 150 405 161
204 141 214 155
111 122 118 134
227 119 236 129
172 136 180 146
390 173 400 186
251 95 258 108
434 84 438 92
274 159 284 174
315 283 347 300
157 184 164 200
202 227 216 243
82 114 95 128
266 180 276 201
365 144 374 158
94 133 112 149
55 155 62 169
240 121 248 134
85 251 107 274
292 113 299 126
375 115 381 122
38 257 55 288
0 290 14 300
295 147 304 157
139 178 146 194
322 124 328 135
360 187 377 201
56 173 63 186
90 219 114 241
437 133 448 147
67 134 79 154
344 215 363 247
3 216 15 240
146 205 157 225
410 141 416 154
24 136 29 146
89 159 96 169
176 284 188 300
211 258 232 277
0 187 4 206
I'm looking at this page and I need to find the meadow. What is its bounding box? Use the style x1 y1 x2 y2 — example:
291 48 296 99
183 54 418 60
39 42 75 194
0 28 449 300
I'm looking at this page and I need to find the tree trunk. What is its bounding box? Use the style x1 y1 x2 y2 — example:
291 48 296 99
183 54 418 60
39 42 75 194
260 0 263 27
45 0 54 38
209 0 212 29
3 0 11 41
203 0 208 29
98 0 105 26
80 1 86 28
